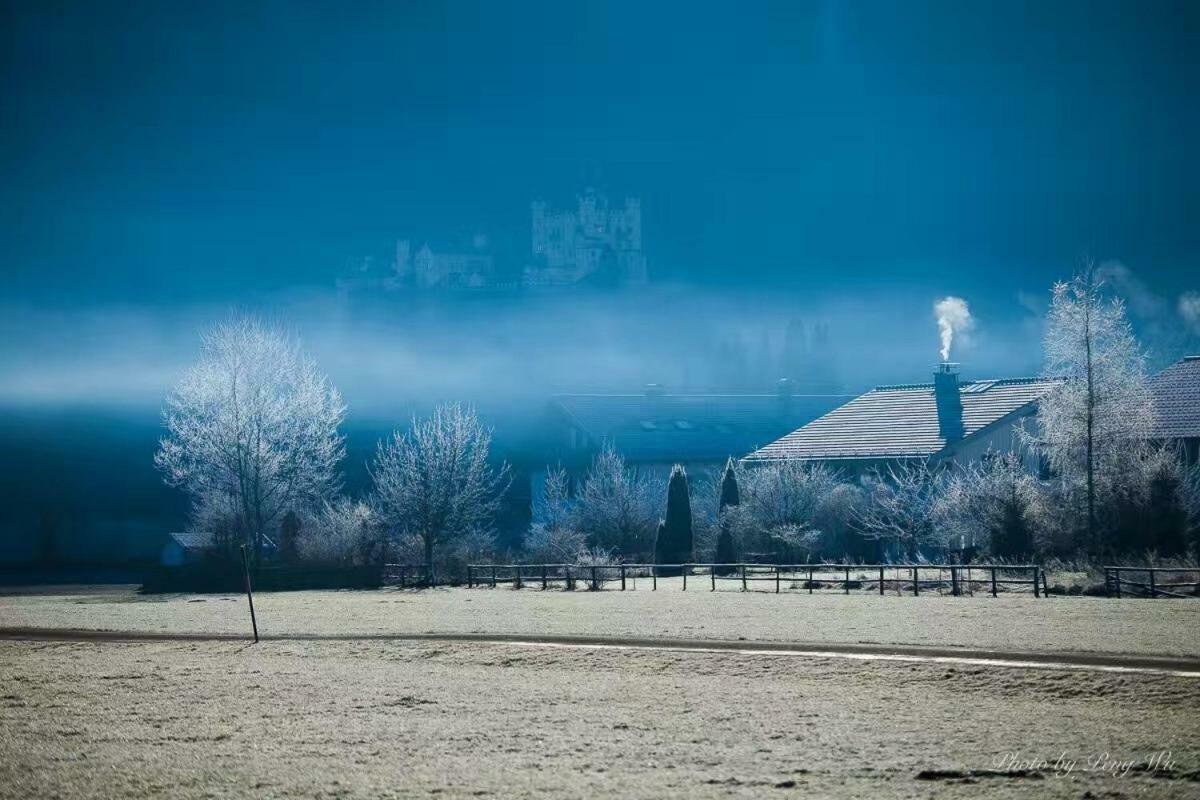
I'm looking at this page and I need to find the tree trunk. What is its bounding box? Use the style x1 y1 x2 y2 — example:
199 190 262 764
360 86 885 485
1085 307 1097 552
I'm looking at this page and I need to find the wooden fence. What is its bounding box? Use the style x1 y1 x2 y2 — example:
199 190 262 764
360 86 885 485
1103 566 1200 598
466 563 1044 597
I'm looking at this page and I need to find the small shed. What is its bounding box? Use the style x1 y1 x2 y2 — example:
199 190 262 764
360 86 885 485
160 531 215 567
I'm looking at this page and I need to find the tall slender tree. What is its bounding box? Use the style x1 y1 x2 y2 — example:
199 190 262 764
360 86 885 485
714 458 739 570
655 465 694 570
1036 266 1154 551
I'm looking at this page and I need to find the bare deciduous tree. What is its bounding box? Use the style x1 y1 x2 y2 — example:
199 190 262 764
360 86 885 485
1035 266 1155 550
935 452 1044 557
371 403 509 576
851 460 945 558
571 443 659 557
156 316 346 563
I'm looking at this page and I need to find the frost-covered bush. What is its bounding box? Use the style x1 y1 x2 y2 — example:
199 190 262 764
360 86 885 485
297 499 384 566
523 523 587 563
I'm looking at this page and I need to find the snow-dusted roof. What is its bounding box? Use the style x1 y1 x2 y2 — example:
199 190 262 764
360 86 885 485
743 377 1064 462
167 531 215 551
550 392 851 463
1148 356 1200 439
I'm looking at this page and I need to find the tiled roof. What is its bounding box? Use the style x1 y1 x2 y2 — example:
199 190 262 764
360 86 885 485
744 377 1064 462
551 393 851 463
168 531 215 551
1148 356 1200 439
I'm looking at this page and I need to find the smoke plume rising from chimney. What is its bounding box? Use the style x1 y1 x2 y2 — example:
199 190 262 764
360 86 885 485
934 296 972 361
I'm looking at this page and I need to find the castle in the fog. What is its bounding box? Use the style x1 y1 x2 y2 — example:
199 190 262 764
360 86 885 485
342 188 647 292
524 188 646 287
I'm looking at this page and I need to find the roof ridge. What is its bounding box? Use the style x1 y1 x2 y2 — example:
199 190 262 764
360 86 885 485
871 375 1059 392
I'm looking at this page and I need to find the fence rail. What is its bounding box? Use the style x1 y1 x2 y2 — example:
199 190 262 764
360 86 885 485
1103 566 1200 599
465 563 1044 597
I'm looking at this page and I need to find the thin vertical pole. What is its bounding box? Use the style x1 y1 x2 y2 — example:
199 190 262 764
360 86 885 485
239 545 259 644
776 566 781 594
652 565 656 591
565 565 572 591
991 567 998 598
711 566 716 592
591 565 598 591
542 565 548 590
808 567 813 594
491 565 497 588
621 565 626 591
1032 566 1040 598
1149 568 1156 598
683 565 688 591
951 567 959 597
879 566 885 596
466 565 472 589
844 566 850 595
913 567 919 596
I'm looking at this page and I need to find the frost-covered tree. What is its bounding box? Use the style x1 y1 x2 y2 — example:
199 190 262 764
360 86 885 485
571 443 659 556
371 403 509 577
155 316 346 564
935 453 1043 558
852 460 945 558
1035 267 1155 550
533 465 572 532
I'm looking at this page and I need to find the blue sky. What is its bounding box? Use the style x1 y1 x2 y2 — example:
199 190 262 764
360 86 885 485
3 0 1197 303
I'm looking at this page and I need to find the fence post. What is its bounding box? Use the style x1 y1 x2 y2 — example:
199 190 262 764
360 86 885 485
1032 566 1040 598
591 565 598 591
913 567 919 596
491 565 497 588
542 565 548 590
808 567 813 595
776 565 781 594
879 565 885 596
683 565 688 592
400 565 407 589
466 565 472 589
844 566 850 595
1149 568 1156 598
742 564 748 592
565 565 572 591
711 566 716 592
621 565 626 591
951 567 959 597
652 565 656 591
991 567 998 598
514 565 522 590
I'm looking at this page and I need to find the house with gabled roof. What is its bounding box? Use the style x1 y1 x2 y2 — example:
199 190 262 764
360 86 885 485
531 382 852 515
742 364 1065 476
1147 355 1200 463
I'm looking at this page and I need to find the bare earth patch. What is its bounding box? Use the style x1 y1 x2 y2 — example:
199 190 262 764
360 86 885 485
2 638 1198 799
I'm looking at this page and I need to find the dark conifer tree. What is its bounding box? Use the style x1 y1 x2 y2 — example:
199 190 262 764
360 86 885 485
655 465 693 572
715 458 739 571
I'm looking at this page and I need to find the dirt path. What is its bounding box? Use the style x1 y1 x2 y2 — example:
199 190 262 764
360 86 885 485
4 626 1200 677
